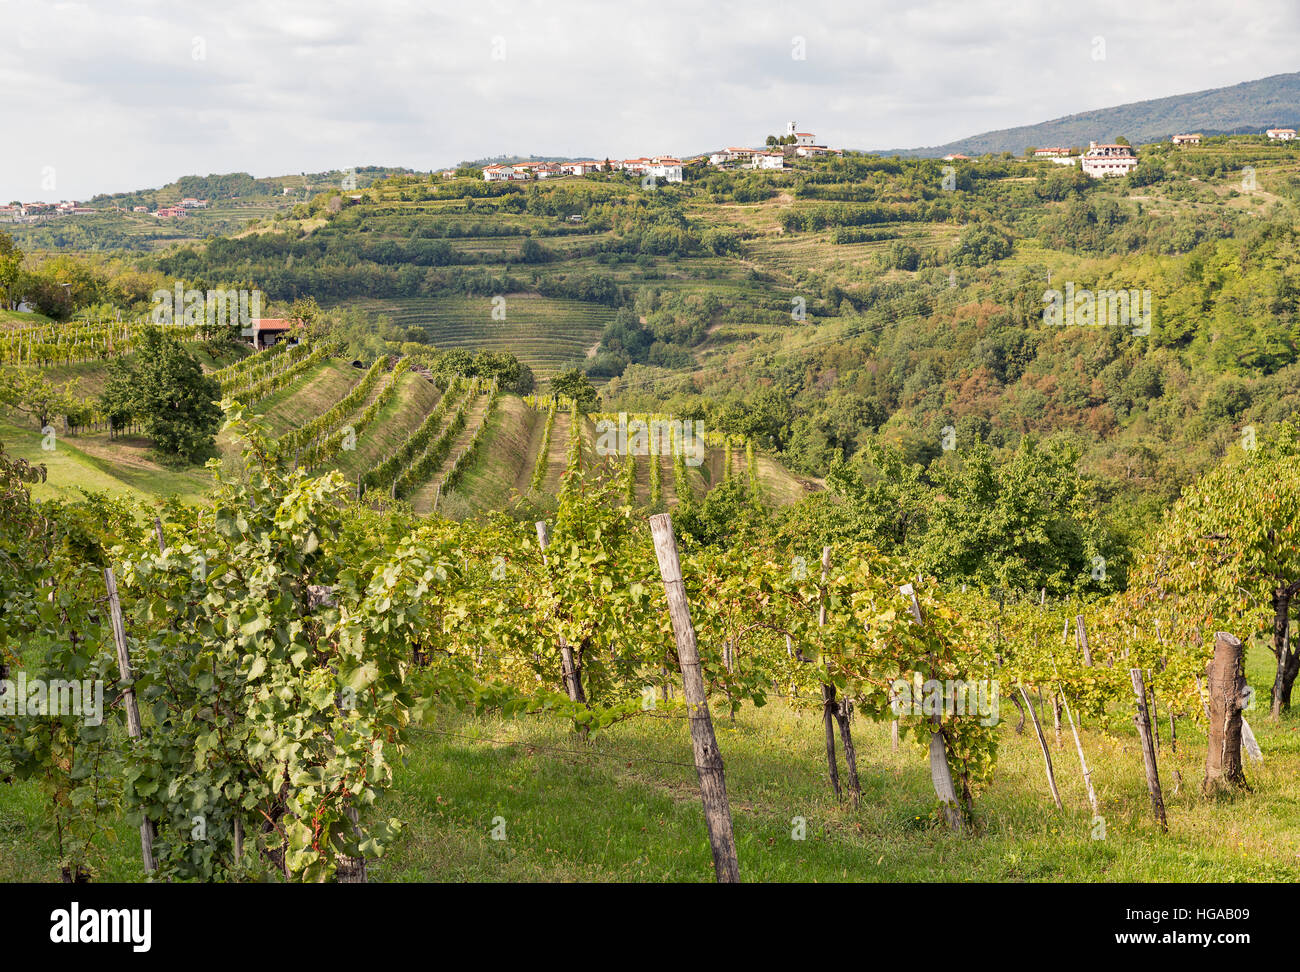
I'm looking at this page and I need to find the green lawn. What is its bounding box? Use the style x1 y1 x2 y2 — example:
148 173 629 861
2 639 1294 883
0 417 210 504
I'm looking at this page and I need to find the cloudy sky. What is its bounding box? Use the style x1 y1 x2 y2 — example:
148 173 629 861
2 0 1299 200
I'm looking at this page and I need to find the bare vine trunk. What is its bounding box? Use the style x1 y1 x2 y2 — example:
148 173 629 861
1204 632 1249 795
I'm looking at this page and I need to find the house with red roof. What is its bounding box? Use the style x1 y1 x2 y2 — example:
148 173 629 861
247 318 303 350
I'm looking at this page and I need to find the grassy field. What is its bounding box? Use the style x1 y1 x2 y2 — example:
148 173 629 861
0 417 211 504
1 640 1294 882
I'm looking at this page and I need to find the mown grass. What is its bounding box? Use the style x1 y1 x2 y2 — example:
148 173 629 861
380 641 1300 882
1 641 1295 882
0 417 210 504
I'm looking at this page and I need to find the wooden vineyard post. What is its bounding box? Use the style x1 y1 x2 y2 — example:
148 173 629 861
1203 632 1249 795
1052 693 1062 749
903 583 965 833
817 547 841 801
1149 672 1161 751
535 522 585 705
104 567 156 874
835 696 861 806
816 545 857 805
648 513 740 883
1130 669 1168 831
1059 691 1098 816
153 517 166 554
1075 615 1093 667
1019 684 1063 810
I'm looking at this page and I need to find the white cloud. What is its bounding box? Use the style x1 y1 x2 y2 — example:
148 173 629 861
0 0 1297 198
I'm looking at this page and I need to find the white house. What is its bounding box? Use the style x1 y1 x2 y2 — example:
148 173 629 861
1081 141 1138 178
1170 133 1202 145
1266 128 1297 141
646 157 683 182
483 164 511 182
751 151 786 170
710 147 756 166
1033 147 1071 157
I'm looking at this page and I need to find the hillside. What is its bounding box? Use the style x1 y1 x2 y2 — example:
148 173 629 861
2 339 811 517
5 165 414 253
880 71 1300 157
7 130 1300 562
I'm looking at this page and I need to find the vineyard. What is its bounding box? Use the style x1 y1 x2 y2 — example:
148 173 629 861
0 332 814 520
1 317 204 367
343 295 611 377
2 415 1298 884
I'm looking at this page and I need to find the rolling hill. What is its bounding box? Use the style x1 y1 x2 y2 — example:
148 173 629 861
2 336 814 518
879 71 1300 157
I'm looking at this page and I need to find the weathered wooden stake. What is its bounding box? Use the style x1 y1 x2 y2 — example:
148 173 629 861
105 567 156 874
649 513 740 882
816 545 857 805
535 521 585 705
1149 671 1161 751
1130 669 1168 831
1052 693 1062 748
816 546 842 801
153 517 166 554
1060 692 1098 816
1019 684 1062 810
1076 615 1092 667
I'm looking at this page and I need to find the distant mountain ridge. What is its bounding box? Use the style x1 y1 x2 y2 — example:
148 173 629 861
875 72 1300 157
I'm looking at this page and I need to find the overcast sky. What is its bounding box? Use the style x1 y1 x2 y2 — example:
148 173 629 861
2 0 1299 200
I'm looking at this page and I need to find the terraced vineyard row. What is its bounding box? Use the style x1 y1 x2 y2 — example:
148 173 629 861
361 376 469 493
343 295 610 377
301 359 410 469
226 341 330 405
210 340 284 387
441 381 500 493
513 402 792 511
393 382 484 503
278 357 387 454
1 318 200 366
